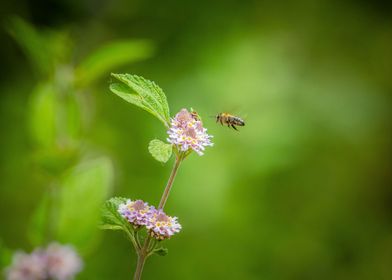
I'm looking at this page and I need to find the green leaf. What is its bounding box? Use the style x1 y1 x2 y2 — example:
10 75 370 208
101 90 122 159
6 17 72 76
33 149 79 176
109 83 150 112
0 240 12 269
101 197 130 231
101 197 141 249
29 82 82 151
29 83 57 148
55 157 114 253
110 73 171 126
28 191 50 246
99 224 123 231
5 17 53 75
62 90 82 144
153 247 168 256
75 40 154 87
148 139 172 163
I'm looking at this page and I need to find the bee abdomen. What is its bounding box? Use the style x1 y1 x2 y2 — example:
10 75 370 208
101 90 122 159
230 117 245 126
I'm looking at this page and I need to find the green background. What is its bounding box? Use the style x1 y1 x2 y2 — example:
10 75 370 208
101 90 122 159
1 0 391 279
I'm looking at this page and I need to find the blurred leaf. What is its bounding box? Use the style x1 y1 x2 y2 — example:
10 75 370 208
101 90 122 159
29 82 82 151
110 74 170 126
5 17 53 75
100 197 133 233
0 240 12 269
148 139 172 163
55 157 113 253
60 90 82 145
29 82 57 148
49 31 73 66
75 40 154 87
28 192 51 246
33 148 79 176
153 247 168 256
65 96 81 143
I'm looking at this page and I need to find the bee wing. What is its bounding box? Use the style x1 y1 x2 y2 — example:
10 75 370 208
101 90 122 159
241 113 248 121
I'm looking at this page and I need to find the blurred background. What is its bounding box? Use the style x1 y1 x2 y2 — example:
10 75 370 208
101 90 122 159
1 0 392 279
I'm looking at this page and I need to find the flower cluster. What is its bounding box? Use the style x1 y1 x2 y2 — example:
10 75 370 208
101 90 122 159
118 199 181 240
167 108 213 155
5 243 82 280
118 199 152 228
146 210 181 240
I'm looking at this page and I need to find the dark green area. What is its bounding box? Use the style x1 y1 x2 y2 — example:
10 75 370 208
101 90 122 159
1 0 391 279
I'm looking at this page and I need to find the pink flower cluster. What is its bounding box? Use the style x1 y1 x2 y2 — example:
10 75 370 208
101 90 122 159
167 108 213 155
118 199 152 228
146 210 182 240
5 243 82 280
118 199 181 240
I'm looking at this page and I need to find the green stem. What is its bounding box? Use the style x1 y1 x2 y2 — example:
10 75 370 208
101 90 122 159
133 154 183 279
158 154 183 209
133 253 146 280
126 230 139 251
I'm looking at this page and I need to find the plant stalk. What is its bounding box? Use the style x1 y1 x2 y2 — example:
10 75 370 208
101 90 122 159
158 154 183 209
133 253 146 280
133 154 183 279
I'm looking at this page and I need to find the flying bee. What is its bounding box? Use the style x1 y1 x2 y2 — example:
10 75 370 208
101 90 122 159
216 113 245 131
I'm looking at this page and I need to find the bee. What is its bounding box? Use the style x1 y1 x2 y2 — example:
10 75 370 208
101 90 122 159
216 113 245 130
190 110 201 121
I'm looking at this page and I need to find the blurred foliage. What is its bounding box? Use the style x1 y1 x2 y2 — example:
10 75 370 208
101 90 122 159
1 0 392 279
1 16 154 262
55 158 113 252
75 40 154 87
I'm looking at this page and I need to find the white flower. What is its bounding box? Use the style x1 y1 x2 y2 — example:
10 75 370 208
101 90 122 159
4 243 82 280
167 109 213 155
5 251 46 280
45 243 83 280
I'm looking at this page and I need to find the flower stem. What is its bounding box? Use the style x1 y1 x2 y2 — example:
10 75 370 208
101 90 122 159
133 154 183 279
133 253 146 280
158 154 183 209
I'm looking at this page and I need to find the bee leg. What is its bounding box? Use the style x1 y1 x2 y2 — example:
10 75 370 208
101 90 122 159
220 119 224 126
231 124 238 131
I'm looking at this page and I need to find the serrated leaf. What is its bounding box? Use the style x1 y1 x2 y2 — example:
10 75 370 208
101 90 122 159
153 247 168 256
148 139 172 163
110 83 151 113
101 197 130 231
75 40 154 87
100 197 138 248
110 73 170 126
